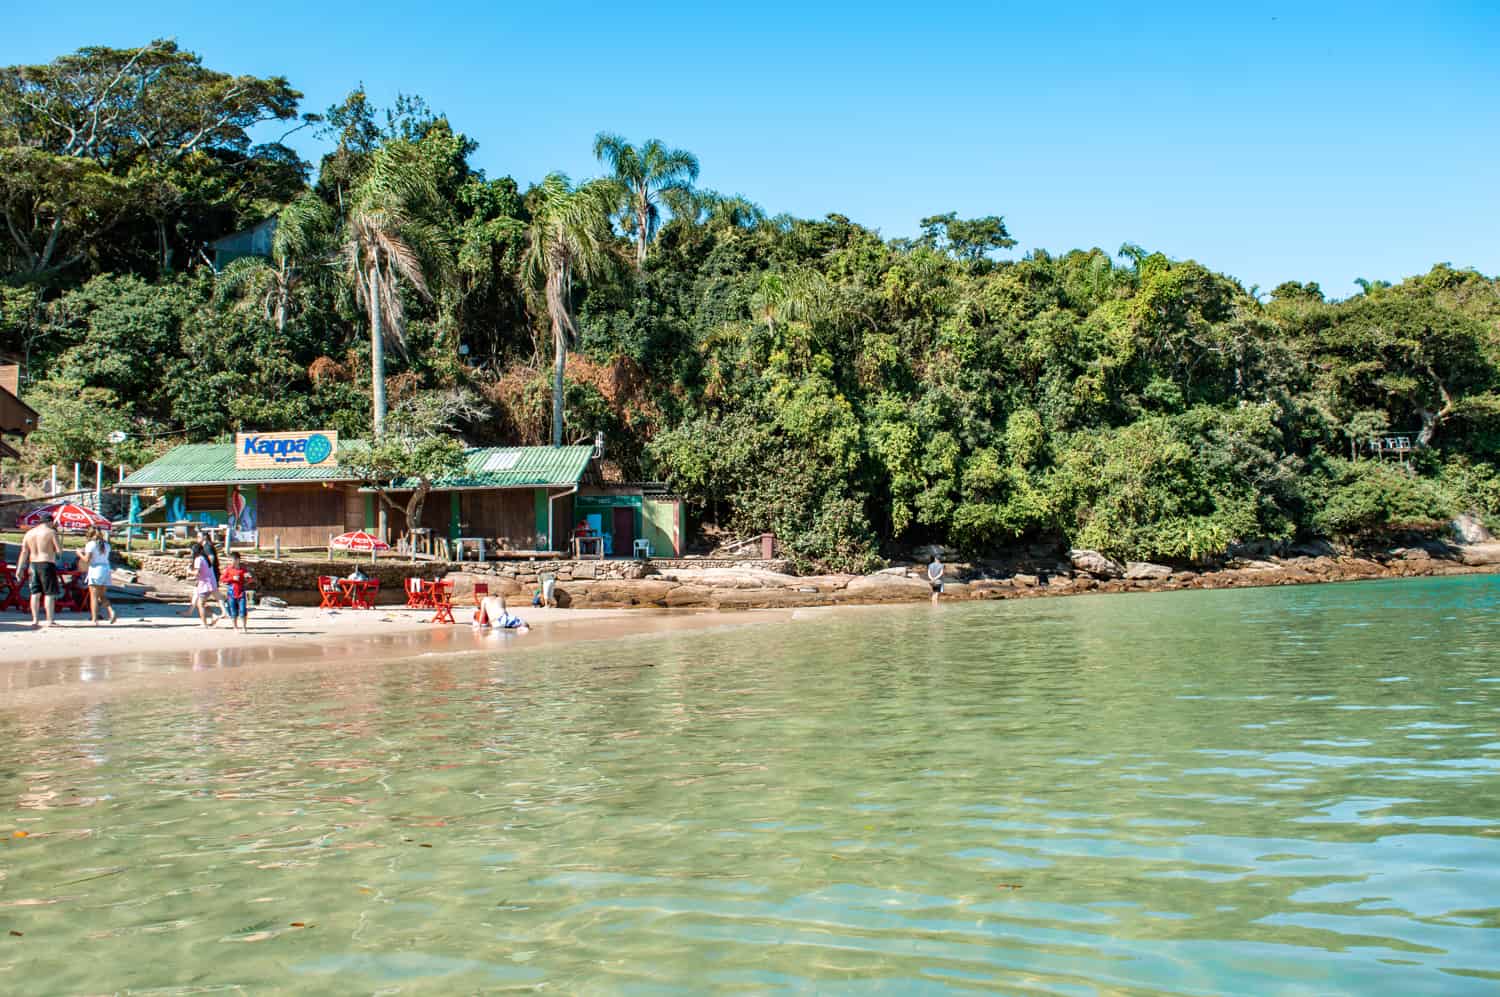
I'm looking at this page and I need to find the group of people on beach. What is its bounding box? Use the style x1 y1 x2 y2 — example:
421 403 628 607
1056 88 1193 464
13 511 529 634
15 516 117 628
13 514 254 631
184 535 254 631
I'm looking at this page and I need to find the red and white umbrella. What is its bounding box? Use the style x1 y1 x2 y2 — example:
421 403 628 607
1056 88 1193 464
16 503 113 532
330 530 391 552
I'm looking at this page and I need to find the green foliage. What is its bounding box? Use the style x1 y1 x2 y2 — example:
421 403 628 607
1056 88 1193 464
1307 459 1455 538
18 378 148 471
5 39 1500 569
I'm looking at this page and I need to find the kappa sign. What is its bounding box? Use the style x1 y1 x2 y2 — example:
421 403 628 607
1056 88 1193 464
234 431 338 470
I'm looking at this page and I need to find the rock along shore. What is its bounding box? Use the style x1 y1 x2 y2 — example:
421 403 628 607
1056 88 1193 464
128 542 1500 612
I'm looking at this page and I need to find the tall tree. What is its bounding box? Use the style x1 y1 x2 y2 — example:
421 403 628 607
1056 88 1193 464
522 173 617 446
0 40 306 279
338 143 442 440
592 133 698 266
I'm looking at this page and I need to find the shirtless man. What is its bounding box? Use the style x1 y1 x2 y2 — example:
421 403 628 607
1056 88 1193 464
15 515 63 628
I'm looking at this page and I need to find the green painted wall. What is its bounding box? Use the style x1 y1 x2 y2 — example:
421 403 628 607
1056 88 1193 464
642 497 683 556
534 489 549 548
576 494 642 555
449 492 461 540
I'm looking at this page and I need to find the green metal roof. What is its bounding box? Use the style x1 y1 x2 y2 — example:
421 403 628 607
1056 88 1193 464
119 443 357 488
120 443 594 490
386 445 594 490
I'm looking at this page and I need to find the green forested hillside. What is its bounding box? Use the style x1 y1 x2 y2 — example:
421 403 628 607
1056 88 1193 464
4 42 1498 569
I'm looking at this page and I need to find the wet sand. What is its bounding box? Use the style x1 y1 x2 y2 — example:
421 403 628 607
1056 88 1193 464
0 600 825 709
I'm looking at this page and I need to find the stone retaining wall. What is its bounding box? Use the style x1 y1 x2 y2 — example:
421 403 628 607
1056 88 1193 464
132 546 1500 611
136 553 460 606
133 552 789 606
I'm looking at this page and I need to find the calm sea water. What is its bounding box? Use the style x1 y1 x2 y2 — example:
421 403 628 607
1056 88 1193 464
3 576 1500 994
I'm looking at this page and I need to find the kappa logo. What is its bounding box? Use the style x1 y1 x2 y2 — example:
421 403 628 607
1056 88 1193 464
242 433 333 464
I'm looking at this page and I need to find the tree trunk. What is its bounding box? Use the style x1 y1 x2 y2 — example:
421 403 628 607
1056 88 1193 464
547 267 570 447
406 483 430 536
1417 409 1438 449
636 186 649 266
552 315 566 447
370 264 387 437
1417 366 1456 450
370 263 387 540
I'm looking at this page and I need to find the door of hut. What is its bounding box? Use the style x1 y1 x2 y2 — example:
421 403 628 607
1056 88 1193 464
612 506 635 556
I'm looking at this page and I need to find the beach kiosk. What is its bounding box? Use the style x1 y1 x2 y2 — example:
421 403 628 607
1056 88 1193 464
117 435 612 554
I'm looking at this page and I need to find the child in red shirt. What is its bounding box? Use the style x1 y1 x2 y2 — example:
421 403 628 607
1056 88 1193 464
220 552 255 632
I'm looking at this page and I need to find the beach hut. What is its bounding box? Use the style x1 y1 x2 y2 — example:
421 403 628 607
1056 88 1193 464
116 437 607 555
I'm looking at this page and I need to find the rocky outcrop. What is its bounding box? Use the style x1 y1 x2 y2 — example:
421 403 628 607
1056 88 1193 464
1070 549 1124 578
1124 561 1172 580
1452 514 1495 544
1459 543 1500 566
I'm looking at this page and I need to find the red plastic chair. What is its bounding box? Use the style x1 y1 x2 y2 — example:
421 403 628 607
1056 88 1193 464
429 581 455 624
405 577 431 609
0 563 27 612
361 579 380 608
318 575 345 609
472 582 489 608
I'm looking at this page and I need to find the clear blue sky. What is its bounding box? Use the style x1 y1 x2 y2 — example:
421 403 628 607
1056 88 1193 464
8 1 1499 297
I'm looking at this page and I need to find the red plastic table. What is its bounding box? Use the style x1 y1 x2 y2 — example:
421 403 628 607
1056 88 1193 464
338 578 379 609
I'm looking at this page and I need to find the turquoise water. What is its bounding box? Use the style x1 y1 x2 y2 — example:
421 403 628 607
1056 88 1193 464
3 575 1500 994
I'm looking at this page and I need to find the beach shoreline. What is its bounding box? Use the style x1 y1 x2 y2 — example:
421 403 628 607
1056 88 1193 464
0 599 836 709
5 553 1498 707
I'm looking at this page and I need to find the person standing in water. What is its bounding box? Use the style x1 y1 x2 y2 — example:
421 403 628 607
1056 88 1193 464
80 527 118 625
15 514 63 628
927 553 945 604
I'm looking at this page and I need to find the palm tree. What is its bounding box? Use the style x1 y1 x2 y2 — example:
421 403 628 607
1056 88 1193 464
592 133 699 266
522 173 618 446
338 143 442 439
217 194 334 333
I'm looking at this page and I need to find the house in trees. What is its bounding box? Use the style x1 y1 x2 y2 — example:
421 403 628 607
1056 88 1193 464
0 364 38 461
208 218 277 270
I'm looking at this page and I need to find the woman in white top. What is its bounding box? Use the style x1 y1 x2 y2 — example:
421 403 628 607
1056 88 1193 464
191 541 223 627
81 527 118 625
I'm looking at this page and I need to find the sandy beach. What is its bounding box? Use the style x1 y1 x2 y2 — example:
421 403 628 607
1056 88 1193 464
0 597 824 707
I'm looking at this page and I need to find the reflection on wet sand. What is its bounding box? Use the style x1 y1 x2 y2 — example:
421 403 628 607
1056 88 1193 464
0 608 816 708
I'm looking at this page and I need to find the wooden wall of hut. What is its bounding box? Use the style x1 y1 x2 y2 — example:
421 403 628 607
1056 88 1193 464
258 484 360 547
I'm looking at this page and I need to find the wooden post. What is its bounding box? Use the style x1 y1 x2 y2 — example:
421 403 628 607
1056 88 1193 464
158 530 166 552
50 465 56 496
73 463 80 493
94 460 102 511
274 535 281 559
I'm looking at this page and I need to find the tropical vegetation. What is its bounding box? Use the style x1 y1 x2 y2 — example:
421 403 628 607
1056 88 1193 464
3 42 1498 570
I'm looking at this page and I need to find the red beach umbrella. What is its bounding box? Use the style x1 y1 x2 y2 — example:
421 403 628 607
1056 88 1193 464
330 530 391 552
17 503 112 532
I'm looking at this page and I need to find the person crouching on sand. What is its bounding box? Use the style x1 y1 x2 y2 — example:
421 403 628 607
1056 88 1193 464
219 552 254 633
473 594 529 632
80 527 118 625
